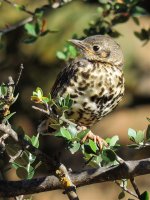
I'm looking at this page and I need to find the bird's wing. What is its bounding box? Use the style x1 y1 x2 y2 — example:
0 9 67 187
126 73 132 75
51 58 85 98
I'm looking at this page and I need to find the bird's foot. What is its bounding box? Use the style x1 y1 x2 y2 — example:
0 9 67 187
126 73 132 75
79 126 108 150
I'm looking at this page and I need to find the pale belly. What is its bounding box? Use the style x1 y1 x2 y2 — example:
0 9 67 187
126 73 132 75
62 64 125 127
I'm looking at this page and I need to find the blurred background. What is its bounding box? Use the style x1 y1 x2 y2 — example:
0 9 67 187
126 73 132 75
0 0 150 199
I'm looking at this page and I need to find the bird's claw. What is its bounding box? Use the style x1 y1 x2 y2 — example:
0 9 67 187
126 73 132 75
80 126 108 150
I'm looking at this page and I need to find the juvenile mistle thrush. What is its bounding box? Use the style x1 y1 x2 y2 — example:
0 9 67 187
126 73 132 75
39 35 125 148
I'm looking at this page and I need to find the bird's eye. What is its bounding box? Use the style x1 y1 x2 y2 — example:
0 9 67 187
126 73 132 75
93 45 100 52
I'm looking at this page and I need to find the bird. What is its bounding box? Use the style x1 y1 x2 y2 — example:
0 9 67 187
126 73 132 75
39 35 125 149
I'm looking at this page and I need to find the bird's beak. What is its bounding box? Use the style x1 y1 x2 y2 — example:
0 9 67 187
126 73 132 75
68 39 86 50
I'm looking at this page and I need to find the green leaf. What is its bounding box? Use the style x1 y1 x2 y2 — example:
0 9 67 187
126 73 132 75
112 14 129 25
28 153 36 164
14 151 30 166
67 124 78 137
102 149 116 162
135 130 144 143
128 128 136 142
89 139 98 153
26 165 35 179
77 129 89 140
16 167 28 179
23 36 37 44
36 87 43 98
14 4 26 11
0 84 7 96
56 51 66 60
118 191 125 199
146 125 150 141
140 191 149 200
24 23 37 37
131 6 147 16
12 162 22 169
31 134 39 148
2 112 16 123
109 135 119 147
68 45 77 58
132 16 140 25
55 127 72 140
42 96 50 103
69 142 80 154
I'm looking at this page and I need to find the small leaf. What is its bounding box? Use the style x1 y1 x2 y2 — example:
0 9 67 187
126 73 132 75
55 127 72 140
109 135 119 147
0 84 7 96
69 142 80 154
16 167 28 179
89 139 98 153
31 134 39 148
23 36 37 44
56 51 66 60
42 96 50 103
77 129 89 140
131 6 147 16
118 191 125 199
36 87 43 98
24 23 37 37
102 149 116 162
128 128 136 142
132 16 140 25
26 165 35 179
68 45 77 58
31 96 41 103
135 130 144 144
140 191 149 200
2 112 16 123
67 125 78 137
14 4 26 11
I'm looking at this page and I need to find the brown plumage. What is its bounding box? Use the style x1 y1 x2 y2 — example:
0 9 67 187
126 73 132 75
39 35 125 147
51 35 125 127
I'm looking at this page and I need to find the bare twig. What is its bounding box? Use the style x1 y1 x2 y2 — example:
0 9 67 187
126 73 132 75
4 0 34 15
115 180 138 199
15 64 24 87
130 176 141 199
32 105 50 115
0 17 33 34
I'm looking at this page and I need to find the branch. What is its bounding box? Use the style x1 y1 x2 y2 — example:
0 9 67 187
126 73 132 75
0 158 150 197
0 124 79 200
0 17 33 34
4 0 34 15
0 1 73 35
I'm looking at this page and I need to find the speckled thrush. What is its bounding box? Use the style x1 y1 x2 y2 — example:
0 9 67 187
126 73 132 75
40 35 125 148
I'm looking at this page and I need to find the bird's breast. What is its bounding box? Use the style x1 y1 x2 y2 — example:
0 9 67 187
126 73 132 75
62 61 125 126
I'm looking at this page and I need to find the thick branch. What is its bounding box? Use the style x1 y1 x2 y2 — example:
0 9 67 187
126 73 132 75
0 158 150 197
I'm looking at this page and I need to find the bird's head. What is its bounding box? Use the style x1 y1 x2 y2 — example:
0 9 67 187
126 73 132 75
68 35 124 67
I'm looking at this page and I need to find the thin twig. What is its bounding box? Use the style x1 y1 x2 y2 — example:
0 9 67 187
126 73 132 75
32 105 49 115
4 0 34 15
0 17 33 34
130 176 141 199
115 180 138 199
15 64 24 87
